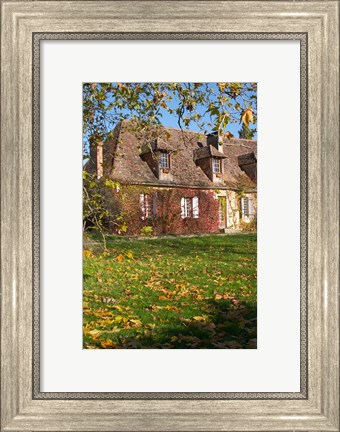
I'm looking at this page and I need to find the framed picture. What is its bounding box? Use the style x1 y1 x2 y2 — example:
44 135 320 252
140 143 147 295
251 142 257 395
1 1 339 431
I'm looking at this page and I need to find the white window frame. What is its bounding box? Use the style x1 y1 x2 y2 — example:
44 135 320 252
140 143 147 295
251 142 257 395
181 197 199 219
241 196 255 220
213 157 221 173
140 193 152 220
192 196 199 219
159 151 170 169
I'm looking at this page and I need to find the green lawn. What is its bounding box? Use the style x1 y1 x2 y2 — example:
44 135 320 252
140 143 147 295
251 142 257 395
83 234 257 349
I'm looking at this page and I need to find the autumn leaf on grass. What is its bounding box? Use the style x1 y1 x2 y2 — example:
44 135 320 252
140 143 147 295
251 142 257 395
192 315 207 322
101 339 117 348
116 254 124 262
84 343 99 349
146 305 164 312
240 107 254 127
128 319 142 327
164 305 180 312
87 329 102 338
124 250 134 260
83 249 93 258
102 297 117 304
113 315 126 323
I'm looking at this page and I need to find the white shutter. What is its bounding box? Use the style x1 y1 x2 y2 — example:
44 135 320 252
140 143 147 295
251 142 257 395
140 193 145 220
249 197 254 217
241 197 244 218
241 197 247 219
181 197 186 218
192 196 199 218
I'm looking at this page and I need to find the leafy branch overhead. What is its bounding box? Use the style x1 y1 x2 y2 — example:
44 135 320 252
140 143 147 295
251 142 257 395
83 82 257 155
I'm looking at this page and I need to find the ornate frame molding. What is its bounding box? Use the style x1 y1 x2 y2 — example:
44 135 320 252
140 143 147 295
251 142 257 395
32 31 308 401
1 2 338 431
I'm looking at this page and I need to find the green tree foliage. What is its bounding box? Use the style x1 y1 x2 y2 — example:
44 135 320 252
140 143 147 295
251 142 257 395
83 171 127 248
238 123 256 139
83 82 257 154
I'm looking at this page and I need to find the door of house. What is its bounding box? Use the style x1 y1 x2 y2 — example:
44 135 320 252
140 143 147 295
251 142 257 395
218 196 227 229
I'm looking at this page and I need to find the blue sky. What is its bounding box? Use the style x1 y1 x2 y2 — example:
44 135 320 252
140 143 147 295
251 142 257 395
155 82 256 138
103 82 257 139
158 99 257 138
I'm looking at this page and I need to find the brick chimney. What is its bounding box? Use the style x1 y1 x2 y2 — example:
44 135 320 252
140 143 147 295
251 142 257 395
89 141 103 179
207 132 224 153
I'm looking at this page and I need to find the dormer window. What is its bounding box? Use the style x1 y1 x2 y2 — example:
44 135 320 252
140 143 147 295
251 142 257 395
213 157 222 173
160 151 170 169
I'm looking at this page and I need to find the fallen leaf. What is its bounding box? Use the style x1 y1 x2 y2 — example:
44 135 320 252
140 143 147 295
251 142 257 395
116 254 124 262
101 339 117 348
192 315 206 322
88 329 102 337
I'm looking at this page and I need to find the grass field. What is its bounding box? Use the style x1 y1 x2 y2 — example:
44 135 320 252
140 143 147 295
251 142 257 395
83 233 257 349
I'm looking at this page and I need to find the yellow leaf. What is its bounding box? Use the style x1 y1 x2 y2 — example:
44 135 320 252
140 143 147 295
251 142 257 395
240 108 254 127
84 344 99 349
124 250 134 260
165 305 180 312
218 82 226 92
88 329 102 338
83 249 93 258
192 315 205 322
101 339 116 348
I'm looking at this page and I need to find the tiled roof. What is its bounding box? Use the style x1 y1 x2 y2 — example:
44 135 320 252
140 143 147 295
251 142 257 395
108 121 257 189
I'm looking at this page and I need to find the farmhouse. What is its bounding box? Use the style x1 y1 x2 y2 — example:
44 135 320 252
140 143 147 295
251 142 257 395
88 121 257 236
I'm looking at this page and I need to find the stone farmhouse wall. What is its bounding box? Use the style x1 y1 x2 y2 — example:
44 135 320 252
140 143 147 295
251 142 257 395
108 185 256 236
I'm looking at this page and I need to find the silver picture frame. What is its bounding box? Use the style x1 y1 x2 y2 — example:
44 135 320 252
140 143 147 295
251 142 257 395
1 1 339 431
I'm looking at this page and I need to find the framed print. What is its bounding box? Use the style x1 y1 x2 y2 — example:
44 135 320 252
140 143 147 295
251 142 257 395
1 1 339 431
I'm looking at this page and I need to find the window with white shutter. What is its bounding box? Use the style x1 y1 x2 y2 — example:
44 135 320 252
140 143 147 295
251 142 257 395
140 193 152 219
192 196 199 218
140 193 146 220
181 197 186 218
181 197 197 218
241 196 254 219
